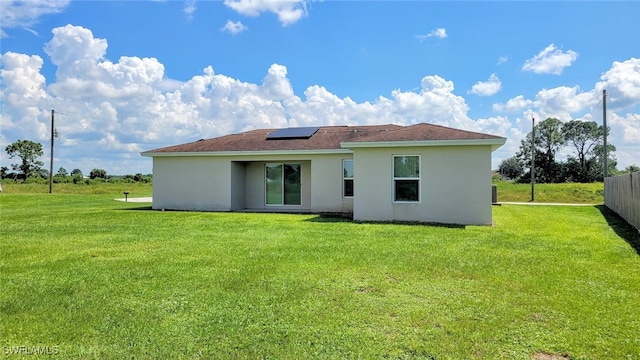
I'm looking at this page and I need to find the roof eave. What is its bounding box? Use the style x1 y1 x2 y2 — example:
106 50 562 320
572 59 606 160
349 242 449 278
340 138 507 150
141 148 353 157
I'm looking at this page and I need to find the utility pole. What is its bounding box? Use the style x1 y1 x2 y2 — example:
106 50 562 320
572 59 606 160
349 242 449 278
602 89 608 178
531 116 535 202
49 109 54 194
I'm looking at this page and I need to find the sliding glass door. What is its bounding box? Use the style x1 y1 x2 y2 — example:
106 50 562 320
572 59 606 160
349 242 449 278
265 163 301 205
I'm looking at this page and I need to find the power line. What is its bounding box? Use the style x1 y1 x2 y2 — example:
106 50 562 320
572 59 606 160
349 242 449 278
607 92 639 118
581 97 602 122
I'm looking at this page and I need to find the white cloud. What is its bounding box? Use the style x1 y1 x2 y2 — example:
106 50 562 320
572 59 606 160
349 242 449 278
522 44 578 75
223 0 309 26
45 25 107 67
416 28 447 41
476 115 526 167
183 0 197 21
468 73 501 96
0 52 52 142
221 20 248 35
0 25 481 173
595 58 640 109
1 25 639 174
533 86 596 121
493 95 533 113
497 56 508 65
0 0 70 37
492 58 640 168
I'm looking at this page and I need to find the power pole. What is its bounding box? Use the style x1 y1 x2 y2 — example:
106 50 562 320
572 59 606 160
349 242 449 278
531 116 535 202
602 89 608 178
49 109 54 194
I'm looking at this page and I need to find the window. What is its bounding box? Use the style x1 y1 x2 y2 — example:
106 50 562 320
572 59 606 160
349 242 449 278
266 163 301 205
393 155 420 202
343 159 354 197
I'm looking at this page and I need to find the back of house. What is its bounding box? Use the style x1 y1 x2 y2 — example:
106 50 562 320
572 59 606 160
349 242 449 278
141 123 506 225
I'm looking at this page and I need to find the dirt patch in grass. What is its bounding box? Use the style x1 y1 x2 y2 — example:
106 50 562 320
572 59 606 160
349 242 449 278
532 351 571 360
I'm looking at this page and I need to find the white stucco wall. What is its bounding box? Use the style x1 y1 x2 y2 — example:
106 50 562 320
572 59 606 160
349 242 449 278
310 155 354 213
151 153 352 213
352 146 493 225
150 146 492 224
152 156 231 211
230 162 246 211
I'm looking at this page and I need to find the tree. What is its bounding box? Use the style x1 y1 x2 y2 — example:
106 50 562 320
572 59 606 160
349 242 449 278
57 167 68 177
498 157 523 180
622 164 640 174
536 118 565 181
562 120 602 168
592 143 617 181
562 120 604 182
0 166 8 179
5 140 44 181
38 168 49 179
71 168 83 177
516 118 565 183
89 168 107 179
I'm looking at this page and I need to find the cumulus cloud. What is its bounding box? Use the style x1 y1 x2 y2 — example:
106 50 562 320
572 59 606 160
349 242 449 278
491 58 640 169
223 0 309 26
476 115 526 163
492 95 533 113
522 44 578 75
45 25 107 67
0 25 484 173
468 73 501 96
221 20 248 35
595 58 640 109
0 0 70 37
0 52 52 141
416 28 447 41
1 25 639 174
533 86 596 121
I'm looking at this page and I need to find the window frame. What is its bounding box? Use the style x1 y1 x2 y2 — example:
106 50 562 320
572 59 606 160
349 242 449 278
343 159 354 198
265 163 302 206
392 155 421 203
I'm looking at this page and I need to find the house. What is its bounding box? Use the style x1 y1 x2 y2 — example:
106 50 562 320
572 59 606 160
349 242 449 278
141 123 506 225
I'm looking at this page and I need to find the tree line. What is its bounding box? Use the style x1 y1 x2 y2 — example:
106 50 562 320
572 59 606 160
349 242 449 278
498 118 638 183
2 139 151 184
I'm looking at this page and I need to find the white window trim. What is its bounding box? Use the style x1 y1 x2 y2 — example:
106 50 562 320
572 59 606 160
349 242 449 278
392 155 421 203
264 163 302 206
343 159 354 198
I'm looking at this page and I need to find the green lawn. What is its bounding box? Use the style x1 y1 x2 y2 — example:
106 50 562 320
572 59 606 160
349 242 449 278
1 191 639 359
493 181 604 204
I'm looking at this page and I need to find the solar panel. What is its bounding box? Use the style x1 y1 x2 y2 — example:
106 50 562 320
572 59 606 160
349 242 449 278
266 127 319 140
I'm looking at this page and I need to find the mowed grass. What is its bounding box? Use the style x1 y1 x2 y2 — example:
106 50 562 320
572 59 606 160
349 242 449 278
1 192 639 359
494 181 604 204
0 181 152 196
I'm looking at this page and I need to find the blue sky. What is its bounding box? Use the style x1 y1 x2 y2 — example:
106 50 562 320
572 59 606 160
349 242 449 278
1 0 639 175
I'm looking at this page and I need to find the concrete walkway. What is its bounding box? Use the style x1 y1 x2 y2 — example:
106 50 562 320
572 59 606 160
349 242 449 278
114 197 153 203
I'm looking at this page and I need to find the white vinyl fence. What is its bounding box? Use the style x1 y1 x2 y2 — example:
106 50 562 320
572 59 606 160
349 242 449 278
604 172 640 230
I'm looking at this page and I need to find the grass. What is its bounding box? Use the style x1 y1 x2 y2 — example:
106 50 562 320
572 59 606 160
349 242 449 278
1 189 639 359
493 180 604 204
1 180 604 203
0 181 152 196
